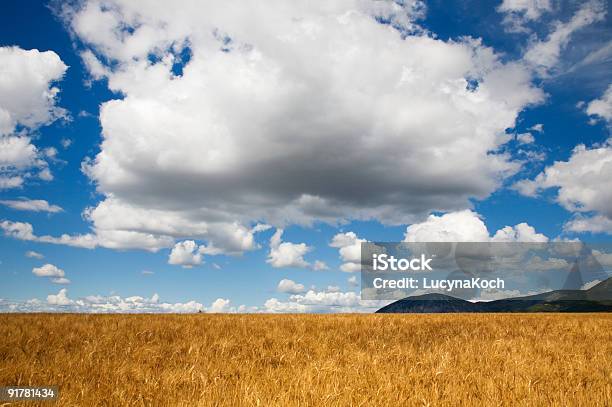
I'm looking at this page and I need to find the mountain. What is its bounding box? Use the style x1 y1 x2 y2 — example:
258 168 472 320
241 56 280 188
376 278 612 313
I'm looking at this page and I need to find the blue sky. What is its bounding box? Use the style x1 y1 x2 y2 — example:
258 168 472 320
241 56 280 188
0 0 611 312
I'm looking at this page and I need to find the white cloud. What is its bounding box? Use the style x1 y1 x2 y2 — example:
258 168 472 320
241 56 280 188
312 260 329 271
330 231 367 272
0 176 23 189
168 240 202 268
586 84 612 123
32 263 65 277
0 136 37 170
55 0 544 251
264 289 389 313
44 147 58 159
263 298 308 313
564 215 612 234
277 278 306 294
497 0 552 33
515 140 612 233
347 275 359 287
528 123 544 132
0 219 170 251
209 298 231 313
32 263 71 285
404 210 548 242
79 197 262 252
0 46 67 189
267 229 311 268
516 132 535 144
25 250 44 259
404 210 490 242
47 288 71 305
492 223 548 242
0 199 63 213
524 1 606 75
9 290 234 313
80 49 110 80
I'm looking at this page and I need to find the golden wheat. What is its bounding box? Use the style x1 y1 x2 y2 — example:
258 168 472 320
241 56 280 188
0 313 610 406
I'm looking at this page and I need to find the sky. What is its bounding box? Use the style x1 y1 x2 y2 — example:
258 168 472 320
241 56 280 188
0 0 611 313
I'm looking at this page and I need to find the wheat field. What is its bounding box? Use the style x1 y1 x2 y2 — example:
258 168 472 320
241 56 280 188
0 313 610 406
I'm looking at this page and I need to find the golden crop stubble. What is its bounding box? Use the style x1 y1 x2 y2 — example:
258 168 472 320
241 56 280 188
0 313 610 406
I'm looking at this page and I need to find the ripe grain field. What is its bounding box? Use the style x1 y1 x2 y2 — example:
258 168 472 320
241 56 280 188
0 313 610 406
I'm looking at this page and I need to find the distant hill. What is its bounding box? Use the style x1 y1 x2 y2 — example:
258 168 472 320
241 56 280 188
376 278 612 313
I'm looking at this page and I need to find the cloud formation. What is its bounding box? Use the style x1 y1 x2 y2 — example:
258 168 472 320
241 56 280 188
497 0 553 33
54 0 546 253
277 278 306 294
32 263 71 285
0 46 67 189
264 289 388 313
523 1 606 75
403 210 548 242
0 199 63 213
32 263 65 277
586 84 612 123
330 231 367 272
1 290 240 313
168 240 203 268
25 250 44 259
515 140 612 233
267 229 311 269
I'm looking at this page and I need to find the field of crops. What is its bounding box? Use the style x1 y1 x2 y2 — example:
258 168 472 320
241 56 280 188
1 313 610 406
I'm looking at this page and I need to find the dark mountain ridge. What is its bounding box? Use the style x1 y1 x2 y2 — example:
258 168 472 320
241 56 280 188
376 278 612 313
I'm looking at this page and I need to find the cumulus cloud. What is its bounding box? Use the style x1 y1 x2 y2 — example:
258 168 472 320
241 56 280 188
312 260 329 271
264 289 389 313
515 140 612 233
168 240 202 268
2 290 241 313
32 263 71 284
0 198 63 213
330 231 367 272
348 275 359 287
267 229 311 268
516 132 535 144
404 210 491 242
32 263 65 277
51 0 545 252
47 288 71 305
277 278 306 294
209 298 231 313
492 223 548 242
586 84 612 124
0 46 67 189
404 210 548 242
0 219 170 251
